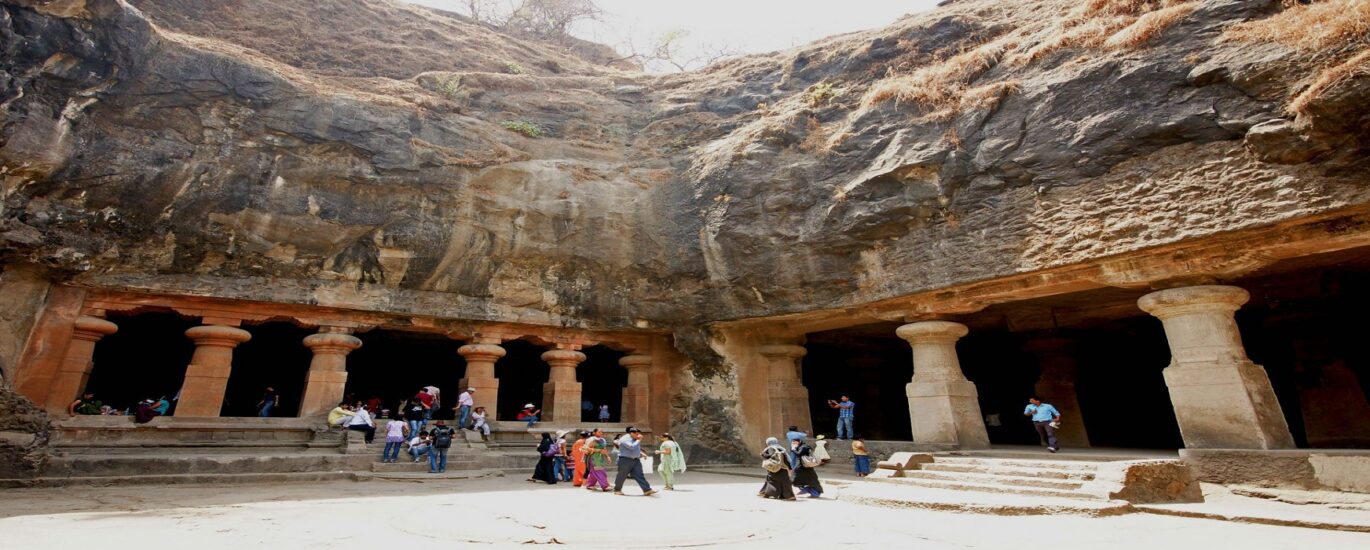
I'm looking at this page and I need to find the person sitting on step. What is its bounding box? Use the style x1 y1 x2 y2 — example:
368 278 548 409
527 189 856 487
346 404 377 443
517 404 541 428
328 402 355 428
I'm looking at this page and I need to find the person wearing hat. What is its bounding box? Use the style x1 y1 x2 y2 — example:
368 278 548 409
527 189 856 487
653 433 686 490
813 434 832 465
613 427 657 496
455 388 476 430
517 404 541 428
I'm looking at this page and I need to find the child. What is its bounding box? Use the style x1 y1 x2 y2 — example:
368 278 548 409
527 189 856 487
852 435 872 477
813 434 832 465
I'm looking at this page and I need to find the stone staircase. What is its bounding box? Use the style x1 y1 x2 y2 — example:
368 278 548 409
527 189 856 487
886 456 1104 500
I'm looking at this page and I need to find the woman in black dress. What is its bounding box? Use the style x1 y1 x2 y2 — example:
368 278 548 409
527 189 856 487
528 432 559 484
759 437 795 500
791 438 824 498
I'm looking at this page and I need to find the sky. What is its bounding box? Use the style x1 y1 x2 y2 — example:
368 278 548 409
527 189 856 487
405 1 939 71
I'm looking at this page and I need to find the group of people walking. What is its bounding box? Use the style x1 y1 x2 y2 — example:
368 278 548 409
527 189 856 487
528 427 686 496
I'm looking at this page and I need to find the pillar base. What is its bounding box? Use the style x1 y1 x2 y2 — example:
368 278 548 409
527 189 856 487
1163 360 1296 449
907 378 990 449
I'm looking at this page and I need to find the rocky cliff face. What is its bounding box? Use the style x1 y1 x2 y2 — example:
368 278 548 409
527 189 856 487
2 0 1368 336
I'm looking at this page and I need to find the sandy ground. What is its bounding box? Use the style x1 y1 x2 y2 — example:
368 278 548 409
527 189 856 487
4 472 1370 549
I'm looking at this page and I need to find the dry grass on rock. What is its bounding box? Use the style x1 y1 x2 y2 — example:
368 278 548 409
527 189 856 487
1226 0 1370 116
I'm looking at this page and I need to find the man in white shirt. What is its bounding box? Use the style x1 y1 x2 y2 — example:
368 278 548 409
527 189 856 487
346 405 376 443
456 388 476 429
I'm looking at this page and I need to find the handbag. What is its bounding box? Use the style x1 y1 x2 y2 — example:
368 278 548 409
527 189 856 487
800 454 821 468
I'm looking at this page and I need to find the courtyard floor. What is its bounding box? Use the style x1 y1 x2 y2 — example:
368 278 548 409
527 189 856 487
4 471 1369 549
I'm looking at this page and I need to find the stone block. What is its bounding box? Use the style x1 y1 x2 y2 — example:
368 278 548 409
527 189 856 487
1083 459 1203 504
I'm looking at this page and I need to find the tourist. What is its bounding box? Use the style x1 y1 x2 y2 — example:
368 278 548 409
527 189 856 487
152 396 171 416
791 436 824 498
346 404 377 443
759 437 795 500
134 398 159 423
328 402 355 427
405 397 427 436
784 425 807 467
813 434 832 465
365 394 382 416
429 420 455 473
1024 395 1062 453
68 392 102 416
455 387 475 429
408 430 431 462
653 433 686 490
571 429 590 486
613 426 656 496
470 406 491 441
529 432 559 484
424 386 441 420
852 435 872 477
598 404 610 422
553 430 571 482
381 418 408 463
583 428 611 491
258 386 279 417
517 403 541 428
414 388 435 422
828 395 855 440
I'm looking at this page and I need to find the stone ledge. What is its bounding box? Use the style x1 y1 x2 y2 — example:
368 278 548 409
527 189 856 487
1181 448 1370 493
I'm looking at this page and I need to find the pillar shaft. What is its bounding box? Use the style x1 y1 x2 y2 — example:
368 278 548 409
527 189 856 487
541 348 585 423
298 329 362 418
620 354 652 424
458 340 505 419
176 324 252 418
897 321 990 449
1139 285 1294 449
44 316 117 415
1024 337 1090 448
759 344 810 438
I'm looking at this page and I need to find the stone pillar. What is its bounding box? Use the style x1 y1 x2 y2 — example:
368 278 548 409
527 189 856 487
1138 285 1294 449
298 328 362 418
541 347 585 423
458 338 505 419
897 321 990 449
1023 337 1090 448
43 315 118 415
176 323 252 418
620 354 652 424
759 344 811 439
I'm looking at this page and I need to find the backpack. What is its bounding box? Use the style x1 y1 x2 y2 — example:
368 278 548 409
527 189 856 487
761 447 785 473
542 442 561 458
432 427 453 448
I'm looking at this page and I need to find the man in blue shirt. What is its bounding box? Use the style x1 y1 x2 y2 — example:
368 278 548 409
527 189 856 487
1023 396 1062 453
828 396 856 440
612 427 657 496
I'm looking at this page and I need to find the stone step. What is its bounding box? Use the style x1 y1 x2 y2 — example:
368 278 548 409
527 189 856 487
44 453 375 477
920 462 1097 480
840 481 1132 517
877 475 1102 500
931 457 1102 471
1 471 365 489
898 469 1088 490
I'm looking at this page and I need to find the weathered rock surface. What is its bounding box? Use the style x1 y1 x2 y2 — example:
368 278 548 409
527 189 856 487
2 1 1368 378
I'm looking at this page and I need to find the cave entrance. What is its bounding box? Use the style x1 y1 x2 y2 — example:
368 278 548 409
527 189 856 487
578 345 627 423
1229 246 1370 449
222 321 313 417
495 339 549 421
345 329 465 420
86 311 196 414
802 323 913 441
959 288 1183 450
